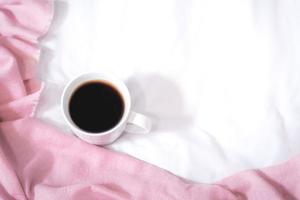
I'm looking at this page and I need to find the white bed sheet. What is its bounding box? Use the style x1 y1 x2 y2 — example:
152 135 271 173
36 0 300 183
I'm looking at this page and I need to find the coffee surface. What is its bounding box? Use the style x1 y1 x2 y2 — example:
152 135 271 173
69 81 124 133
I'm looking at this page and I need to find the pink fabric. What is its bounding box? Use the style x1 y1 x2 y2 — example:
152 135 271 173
0 0 300 199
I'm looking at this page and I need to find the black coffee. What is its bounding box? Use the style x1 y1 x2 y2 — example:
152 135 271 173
69 81 124 133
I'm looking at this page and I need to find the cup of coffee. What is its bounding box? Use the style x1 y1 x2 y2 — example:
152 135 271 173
61 73 151 145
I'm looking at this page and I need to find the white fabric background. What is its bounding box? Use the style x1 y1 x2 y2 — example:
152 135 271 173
36 0 300 183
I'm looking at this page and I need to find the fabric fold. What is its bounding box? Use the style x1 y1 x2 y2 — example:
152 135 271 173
0 0 53 121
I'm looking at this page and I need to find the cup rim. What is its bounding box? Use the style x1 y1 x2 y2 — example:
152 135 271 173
61 72 131 137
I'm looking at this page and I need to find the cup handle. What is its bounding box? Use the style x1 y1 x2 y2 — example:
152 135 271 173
125 111 152 134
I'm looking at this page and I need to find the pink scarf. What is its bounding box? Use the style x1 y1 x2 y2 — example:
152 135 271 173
0 0 299 199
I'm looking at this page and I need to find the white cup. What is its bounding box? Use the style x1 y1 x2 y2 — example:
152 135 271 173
61 73 151 145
